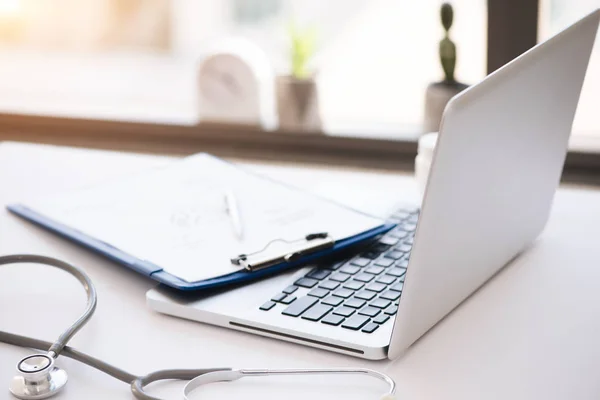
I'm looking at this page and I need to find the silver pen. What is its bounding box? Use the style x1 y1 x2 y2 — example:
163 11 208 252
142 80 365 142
224 190 244 240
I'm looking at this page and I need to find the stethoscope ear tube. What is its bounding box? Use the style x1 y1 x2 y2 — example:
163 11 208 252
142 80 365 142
183 368 397 400
0 254 97 357
131 368 232 400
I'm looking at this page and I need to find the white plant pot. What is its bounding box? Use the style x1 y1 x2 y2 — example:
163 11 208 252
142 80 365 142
423 81 468 133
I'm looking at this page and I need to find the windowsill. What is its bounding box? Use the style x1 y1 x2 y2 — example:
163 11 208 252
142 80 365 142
0 49 599 183
0 49 421 140
0 111 419 170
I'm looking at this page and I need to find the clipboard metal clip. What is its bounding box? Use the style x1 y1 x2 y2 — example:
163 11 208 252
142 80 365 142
231 232 335 272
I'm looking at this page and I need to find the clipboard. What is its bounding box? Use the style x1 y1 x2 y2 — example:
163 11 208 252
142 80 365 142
6 154 394 291
7 203 393 291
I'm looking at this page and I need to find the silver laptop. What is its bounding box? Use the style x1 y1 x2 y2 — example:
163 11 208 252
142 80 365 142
147 10 600 360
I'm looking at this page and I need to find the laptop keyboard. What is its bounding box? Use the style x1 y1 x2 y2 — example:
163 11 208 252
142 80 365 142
259 206 419 334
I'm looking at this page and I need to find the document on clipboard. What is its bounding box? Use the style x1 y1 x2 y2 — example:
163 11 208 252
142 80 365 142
7 154 393 290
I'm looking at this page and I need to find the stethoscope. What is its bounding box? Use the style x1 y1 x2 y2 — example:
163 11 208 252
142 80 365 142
0 255 397 400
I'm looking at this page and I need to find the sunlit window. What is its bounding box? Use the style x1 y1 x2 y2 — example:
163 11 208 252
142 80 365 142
172 0 488 135
0 0 487 137
539 0 600 136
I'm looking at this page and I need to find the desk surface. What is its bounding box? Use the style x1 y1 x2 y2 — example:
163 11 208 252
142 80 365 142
1 142 600 400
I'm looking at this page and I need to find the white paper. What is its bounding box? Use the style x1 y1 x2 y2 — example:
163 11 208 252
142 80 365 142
23 154 384 282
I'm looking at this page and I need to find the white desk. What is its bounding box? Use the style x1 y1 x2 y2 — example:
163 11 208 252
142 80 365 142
1 142 600 400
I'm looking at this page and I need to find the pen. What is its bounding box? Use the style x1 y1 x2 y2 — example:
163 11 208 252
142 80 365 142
224 190 244 240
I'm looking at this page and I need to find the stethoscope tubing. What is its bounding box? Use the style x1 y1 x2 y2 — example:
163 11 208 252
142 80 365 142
0 254 97 357
0 254 396 400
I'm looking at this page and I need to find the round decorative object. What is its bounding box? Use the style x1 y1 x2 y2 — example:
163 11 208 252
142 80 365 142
197 38 274 127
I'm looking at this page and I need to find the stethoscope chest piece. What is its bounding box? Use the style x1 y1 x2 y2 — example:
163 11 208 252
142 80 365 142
9 354 68 400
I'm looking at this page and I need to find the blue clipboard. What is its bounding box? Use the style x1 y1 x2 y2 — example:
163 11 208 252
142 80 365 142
7 204 394 291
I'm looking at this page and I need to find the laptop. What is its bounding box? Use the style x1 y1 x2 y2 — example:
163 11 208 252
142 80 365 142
147 10 600 360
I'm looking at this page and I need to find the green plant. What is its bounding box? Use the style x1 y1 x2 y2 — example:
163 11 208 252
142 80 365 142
439 2 457 82
288 23 316 79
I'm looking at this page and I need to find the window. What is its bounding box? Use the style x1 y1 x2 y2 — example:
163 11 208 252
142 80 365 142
0 0 487 138
172 0 488 137
0 0 599 179
539 0 600 136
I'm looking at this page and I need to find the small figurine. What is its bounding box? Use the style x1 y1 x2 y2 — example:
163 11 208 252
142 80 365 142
423 2 468 133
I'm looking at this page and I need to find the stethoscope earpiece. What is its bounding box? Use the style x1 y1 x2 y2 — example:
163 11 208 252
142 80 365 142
183 368 396 400
9 353 68 400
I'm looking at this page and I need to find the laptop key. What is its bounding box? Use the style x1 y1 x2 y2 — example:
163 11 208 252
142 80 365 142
306 268 331 280
341 315 370 330
301 304 333 321
386 267 406 278
307 288 329 298
390 282 404 292
272 293 287 302
321 314 345 326
376 275 396 285
340 264 361 275
282 296 318 317
330 272 351 283
390 230 408 240
402 223 417 232
392 224 410 233
378 236 399 246
343 280 364 291
361 251 379 260
384 305 399 315
365 283 387 293
387 215 404 223
332 288 354 299
294 277 318 288
374 258 394 268
371 298 391 309
362 322 380 334
330 261 345 270
358 306 381 317
354 273 375 283
373 314 390 324
372 243 390 253
350 257 371 267
322 296 344 307
280 295 297 305
396 259 410 268
283 285 298 295
384 250 405 260
333 306 356 317
259 301 276 311
365 266 385 275
380 290 401 301
355 290 377 301
345 298 366 309
396 244 412 253
319 280 340 290
392 210 411 220
407 214 419 224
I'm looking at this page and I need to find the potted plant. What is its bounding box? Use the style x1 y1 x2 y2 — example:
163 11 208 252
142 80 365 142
423 3 469 133
276 23 322 132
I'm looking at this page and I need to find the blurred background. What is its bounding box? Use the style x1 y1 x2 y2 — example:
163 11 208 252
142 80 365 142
0 0 597 154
